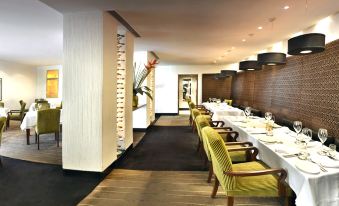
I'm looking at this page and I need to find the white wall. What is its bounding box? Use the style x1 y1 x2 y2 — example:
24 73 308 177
36 65 62 106
155 65 226 114
0 59 36 109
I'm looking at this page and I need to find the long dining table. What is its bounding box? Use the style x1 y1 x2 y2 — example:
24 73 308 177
221 115 339 206
202 102 244 121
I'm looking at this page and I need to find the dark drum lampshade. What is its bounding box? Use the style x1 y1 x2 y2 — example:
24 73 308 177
220 70 237 77
239 60 261 71
257 52 286 66
288 33 325 55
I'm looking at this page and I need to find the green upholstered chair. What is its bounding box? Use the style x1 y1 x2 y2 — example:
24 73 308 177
35 109 61 150
35 99 47 103
188 102 209 126
0 117 6 166
191 108 213 133
224 99 233 106
0 102 4 108
202 126 290 205
7 100 26 128
196 116 256 183
35 102 50 111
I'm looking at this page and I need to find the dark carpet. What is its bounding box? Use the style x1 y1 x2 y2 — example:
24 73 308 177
0 157 103 206
117 126 206 171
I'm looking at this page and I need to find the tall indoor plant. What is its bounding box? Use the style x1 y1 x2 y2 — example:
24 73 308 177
133 59 158 108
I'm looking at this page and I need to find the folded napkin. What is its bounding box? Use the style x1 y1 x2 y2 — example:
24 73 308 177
274 144 299 155
311 154 339 168
246 128 267 134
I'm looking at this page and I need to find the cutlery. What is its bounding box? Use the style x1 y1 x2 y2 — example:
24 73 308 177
309 159 327 172
283 153 299 158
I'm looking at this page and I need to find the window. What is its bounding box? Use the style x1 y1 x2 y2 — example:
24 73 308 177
46 70 59 98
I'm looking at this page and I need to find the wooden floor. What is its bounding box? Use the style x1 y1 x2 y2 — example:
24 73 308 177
78 169 281 206
154 114 190 126
0 122 62 165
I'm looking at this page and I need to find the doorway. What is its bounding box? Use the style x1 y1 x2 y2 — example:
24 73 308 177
178 74 198 110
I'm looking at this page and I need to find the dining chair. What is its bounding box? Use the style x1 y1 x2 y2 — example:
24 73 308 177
196 117 257 183
0 117 7 167
202 126 290 206
223 99 233 106
191 108 213 133
6 100 26 128
0 102 4 108
35 102 50 110
35 109 61 150
188 101 208 126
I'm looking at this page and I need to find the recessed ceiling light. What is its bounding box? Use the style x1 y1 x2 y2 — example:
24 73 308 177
300 50 312 54
284 5 290 10
242 39 246 42
258 26 263 30
231 47 235 49
218 57 222 60
213 60 217 64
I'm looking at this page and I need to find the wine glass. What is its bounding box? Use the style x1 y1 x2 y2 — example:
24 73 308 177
265 112 272 121
301 128 312 148
318 128 328 155
293 121 302 143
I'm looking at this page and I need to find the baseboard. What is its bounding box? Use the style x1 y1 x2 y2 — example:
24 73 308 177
179 108 189 111
155 112 178 116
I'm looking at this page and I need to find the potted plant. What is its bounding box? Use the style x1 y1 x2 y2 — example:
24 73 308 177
133 59 158 108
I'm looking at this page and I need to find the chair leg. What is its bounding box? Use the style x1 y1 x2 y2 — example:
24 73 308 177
0 156 2 167
56 132 59 147
211 176 219 198
35 133 37 144
207 163 213 183
37 134 40 150
227 196 234 206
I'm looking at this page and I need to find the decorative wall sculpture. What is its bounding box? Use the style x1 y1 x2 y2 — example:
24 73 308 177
116 32 126 156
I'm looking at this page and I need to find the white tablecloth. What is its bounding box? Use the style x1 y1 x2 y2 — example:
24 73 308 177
20 110 63 130
0 108 10 117
222 116 339 206
202 102 244 121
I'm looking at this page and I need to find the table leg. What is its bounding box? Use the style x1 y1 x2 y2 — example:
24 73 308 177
26 129 30 145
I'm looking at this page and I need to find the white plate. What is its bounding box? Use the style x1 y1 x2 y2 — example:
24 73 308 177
295 160 321 174
258 136 277 143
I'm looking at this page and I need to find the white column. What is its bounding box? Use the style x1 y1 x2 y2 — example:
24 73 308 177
63 11 117 172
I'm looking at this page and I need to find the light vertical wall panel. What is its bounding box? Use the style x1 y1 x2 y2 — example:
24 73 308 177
63 11 117 172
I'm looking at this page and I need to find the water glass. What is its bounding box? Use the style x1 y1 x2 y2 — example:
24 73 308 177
244 107 251 118
293 121 302 143
301 128 312 149
318 128 328 155
328 144 337 158
265 112 272 121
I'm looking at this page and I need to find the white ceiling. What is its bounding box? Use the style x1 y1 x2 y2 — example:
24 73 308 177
0 0 62 66
1 0 339 66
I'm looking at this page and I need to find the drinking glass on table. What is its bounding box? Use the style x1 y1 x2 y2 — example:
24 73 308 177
318 128 328 155
265 112 272 121
293 121 302 144
266 115 275 136
244 107 251 118
301 128 312 149
328 144 337 158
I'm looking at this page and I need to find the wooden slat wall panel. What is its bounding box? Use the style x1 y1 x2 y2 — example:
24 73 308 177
231 39 339 138
202 74 232 102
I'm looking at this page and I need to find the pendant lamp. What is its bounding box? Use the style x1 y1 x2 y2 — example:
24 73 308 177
257 52 286 66
288 33 325 55
220 70 237 77
239 60 261 71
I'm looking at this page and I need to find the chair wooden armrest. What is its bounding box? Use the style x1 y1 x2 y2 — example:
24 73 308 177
224 168 287 196
8 110 21 115
227 146 259 161
213 127 233 131
225 141 253 146
217 131 239 141
210 121 225 127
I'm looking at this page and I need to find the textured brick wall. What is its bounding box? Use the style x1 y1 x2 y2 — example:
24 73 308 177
231 39 339 138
